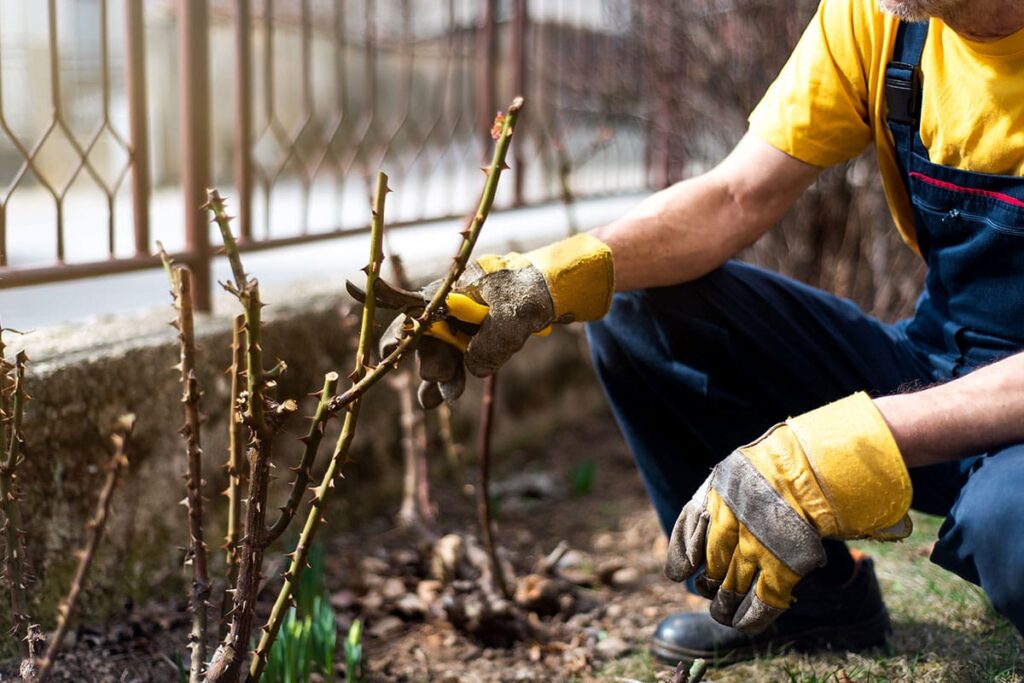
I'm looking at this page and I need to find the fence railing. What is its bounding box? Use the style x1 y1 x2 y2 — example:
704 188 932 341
0 0 656 310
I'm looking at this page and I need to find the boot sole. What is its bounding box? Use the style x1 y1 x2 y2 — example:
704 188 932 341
650 607 892 666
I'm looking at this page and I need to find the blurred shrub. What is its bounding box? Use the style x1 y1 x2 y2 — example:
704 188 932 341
645 0 923 320
584 0 925 321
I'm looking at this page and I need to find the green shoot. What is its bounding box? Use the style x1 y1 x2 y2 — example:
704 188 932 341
259 543 336 683
569 459 597 498
344 619 363 683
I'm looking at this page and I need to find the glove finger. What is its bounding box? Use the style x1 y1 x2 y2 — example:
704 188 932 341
709 527 757 627
731 544 803 633
380 314 412 359
417 336 461 383
417 381 444 410
732 567 797 635
698 487 739 603
665 477 713 583
873 513 913 540
463 307 536 377
705 489 739 584
439 362 466 403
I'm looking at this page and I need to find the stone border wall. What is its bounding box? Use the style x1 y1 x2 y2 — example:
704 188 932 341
1 277 605 649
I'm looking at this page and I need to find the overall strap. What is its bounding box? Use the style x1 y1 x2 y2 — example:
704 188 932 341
885 21 928 128
885 20 929 234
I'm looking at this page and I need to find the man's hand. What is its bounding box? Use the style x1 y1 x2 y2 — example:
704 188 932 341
664 393 913 634
367 233 614 408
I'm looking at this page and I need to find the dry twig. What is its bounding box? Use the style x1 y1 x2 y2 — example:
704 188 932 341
477 374 511 599
160 250 212 682
204 191 298 683
669 658 709 683
0 345 29 654
386 253 438 539
34 415 136 683
393 368 436 538
220 313 246 633
435 402 463 473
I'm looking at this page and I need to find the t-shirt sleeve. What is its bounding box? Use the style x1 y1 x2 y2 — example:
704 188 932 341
748 0 875 167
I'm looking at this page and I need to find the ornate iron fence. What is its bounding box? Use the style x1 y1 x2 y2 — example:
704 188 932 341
0 0 655 310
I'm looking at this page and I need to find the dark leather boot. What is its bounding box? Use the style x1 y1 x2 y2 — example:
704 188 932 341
651 555 891 665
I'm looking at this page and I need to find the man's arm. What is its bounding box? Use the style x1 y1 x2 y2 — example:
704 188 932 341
591 133 823 291
876 351 1024 468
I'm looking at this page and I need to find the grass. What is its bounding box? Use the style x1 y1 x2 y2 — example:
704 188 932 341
597 512 1024 682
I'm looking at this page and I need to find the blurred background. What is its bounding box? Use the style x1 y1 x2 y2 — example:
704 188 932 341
0 0 922 325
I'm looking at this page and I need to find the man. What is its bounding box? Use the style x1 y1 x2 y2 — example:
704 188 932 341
385 0 1024 665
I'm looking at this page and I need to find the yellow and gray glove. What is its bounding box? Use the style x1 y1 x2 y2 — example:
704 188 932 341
352 233 614 408
665 393 912 634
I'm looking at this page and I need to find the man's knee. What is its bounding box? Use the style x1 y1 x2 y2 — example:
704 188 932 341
932 445 1024 631
586 264 739 353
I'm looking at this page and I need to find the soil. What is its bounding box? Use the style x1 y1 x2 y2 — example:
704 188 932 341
2 412 703 682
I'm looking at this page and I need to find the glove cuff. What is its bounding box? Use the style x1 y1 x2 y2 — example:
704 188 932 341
523 234 614 323
787 392 912 539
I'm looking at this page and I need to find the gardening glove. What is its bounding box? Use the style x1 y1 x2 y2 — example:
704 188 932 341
355 233 614 408
664 392 913 634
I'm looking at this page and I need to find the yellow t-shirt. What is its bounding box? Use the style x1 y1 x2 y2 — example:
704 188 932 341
748 0 1024 251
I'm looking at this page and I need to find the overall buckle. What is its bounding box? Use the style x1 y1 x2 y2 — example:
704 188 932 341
885 62 922 126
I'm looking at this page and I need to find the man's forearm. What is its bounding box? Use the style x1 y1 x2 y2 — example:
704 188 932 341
875 351 1024 468
590 134 821 292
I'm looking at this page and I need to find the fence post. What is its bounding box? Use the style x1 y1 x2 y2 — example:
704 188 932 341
125 0 151 257
476 0 498 157
510 0 527 206
234 0 253 243
178 0 212 311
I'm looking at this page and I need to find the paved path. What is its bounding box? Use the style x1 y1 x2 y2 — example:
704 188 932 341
0 193 644 329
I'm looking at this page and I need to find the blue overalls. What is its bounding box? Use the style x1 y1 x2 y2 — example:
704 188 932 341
586 20 1024 633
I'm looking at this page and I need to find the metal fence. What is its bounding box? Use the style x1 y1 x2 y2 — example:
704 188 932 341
0 0 655 310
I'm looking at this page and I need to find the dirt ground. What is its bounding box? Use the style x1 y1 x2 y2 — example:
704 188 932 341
4 410 1022 682
338 417 700 683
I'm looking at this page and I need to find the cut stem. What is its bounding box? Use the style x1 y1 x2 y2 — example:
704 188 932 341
264 371 340 545
324 97 524 417
220 313 246 634
205 190 294 683
170 266 211 682
247 170 389 682
34 415 135 683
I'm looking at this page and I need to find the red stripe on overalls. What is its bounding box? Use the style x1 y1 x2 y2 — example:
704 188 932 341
909 171 1024 209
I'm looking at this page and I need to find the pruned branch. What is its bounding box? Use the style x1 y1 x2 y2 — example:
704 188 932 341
220 314 246 634
324 97 524 417
162 257 211 683
263 371 340 546
205 190 296 683
250 99 523 678
34 414 136 683
247 170 390 682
